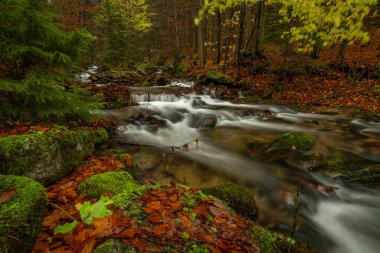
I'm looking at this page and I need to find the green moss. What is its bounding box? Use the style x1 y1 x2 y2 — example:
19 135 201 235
251 226 320 253
0 175 47 253
0 127 108 185
78 171 136 198
93 239 136 253
94 128 109 143
266 132 316 155
206 71 235 84
202 183 258 220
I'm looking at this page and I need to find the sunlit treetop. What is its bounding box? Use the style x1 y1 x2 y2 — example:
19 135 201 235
196 0 378 53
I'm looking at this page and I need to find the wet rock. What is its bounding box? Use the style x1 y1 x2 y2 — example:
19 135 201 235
133 152 162 170
93 239 137 253
263 87 273 99
153 75 169 86
0 175 47 253
0 128 108 185
322 150 380 185
264 132 317 159
198 71 236 86
285 153 323 171
202 183 258 220
191 97 207 107
189 114 218 129
78 171 137 198
251 226 321 253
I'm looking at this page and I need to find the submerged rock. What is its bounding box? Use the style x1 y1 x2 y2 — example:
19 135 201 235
322 150 380 185
78 171 137 198
265 132 317 158
93 239 137 253
0 127 108 185
0 175 47 253
202 183 258 220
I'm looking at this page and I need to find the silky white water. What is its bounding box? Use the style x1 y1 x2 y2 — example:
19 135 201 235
117 86 380 253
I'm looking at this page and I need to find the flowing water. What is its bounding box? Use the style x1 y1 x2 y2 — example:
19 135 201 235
111 81 380 253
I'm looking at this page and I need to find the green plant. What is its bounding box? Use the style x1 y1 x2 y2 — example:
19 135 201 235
53 196 113 235
182 232 190 240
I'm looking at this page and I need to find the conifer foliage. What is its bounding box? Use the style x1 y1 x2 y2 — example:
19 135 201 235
0 0 100 123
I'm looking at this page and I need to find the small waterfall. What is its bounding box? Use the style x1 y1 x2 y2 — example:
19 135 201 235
131 92 179 102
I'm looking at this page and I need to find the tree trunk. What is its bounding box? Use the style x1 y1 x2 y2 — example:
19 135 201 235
252 0 265 57
237 2 246 66
311 40 322 59
173 0 180 70
216 10 222 64
223 8 234 66
198 1 206 68
337 40 349 60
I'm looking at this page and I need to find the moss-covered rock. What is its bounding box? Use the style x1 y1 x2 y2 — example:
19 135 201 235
251 226 320 253
0 175 47 253
201 71 235 85
93 239 137 253
265 132 316 157
322 150 380 185
0 127 108 185
78 171 137 198
201 183 258 220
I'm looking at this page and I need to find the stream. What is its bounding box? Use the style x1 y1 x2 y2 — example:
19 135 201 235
106 80 380 253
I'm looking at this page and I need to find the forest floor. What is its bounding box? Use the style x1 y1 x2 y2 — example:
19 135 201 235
185 29 380 118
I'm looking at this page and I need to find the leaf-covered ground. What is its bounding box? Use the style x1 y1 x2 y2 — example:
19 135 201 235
32 156 260 253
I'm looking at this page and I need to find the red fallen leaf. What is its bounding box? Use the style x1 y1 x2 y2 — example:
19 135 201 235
148 212 161 223
48 192 59 200
146 201 162 211
143 206 154 214
64 188 78 199
181 216 191 227
213 200 226 209
116 228 136 238
56 196 68 204
80 239 96 253
0 188 16 204
207 245 222 253
209 206 228 217
154 224 170 235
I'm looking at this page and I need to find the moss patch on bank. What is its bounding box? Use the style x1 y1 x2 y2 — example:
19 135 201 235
0 175 47 253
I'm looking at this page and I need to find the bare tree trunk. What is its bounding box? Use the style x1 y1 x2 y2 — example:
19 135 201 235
337 40 349 60
198 0 206 68
252 0 265 57
223 8 234 67
311 40 322 59
237 1 246 66
236 2 246 80
173 0 180 70
216 10 222 64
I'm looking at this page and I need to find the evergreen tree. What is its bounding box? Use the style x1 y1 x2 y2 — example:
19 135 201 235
0 0 100 123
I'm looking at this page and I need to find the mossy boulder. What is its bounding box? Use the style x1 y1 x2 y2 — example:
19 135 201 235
201 183 258 220
265 132 316 158
322 150 380 185
94 239 137 253
0 127 108 185
78 171 137 198
251 226 320 253
200 71 235 86
0 175 47 253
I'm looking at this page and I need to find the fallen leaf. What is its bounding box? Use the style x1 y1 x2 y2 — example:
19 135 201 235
0 188 16 204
